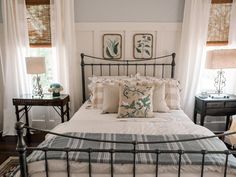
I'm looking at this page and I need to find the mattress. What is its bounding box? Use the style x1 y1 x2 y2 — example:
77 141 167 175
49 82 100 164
14 102 236 177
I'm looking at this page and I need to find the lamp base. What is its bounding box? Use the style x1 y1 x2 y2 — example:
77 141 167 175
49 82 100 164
214 69 226 95
32 75 44 98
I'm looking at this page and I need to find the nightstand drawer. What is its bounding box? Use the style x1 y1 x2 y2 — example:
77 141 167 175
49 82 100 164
206 102 224 108
225 102 236 108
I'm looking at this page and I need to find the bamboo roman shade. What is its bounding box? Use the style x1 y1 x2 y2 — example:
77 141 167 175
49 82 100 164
207 0 233 45
26 0 51 47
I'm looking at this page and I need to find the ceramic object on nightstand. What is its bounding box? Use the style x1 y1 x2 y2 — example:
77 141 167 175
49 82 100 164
48 83 63 97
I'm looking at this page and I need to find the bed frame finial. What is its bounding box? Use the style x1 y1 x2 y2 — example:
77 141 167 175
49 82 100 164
80 53 86 103
15 122 28 177
171 53 176 78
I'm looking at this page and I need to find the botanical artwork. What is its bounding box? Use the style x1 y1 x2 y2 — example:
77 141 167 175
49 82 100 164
103 34 122 59
118 84 154 118
207 3 232 43
133 33 153 59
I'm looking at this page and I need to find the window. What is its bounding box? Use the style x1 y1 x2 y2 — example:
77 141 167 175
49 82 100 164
28 48 53 93
26 0 51 47
207 0 233 45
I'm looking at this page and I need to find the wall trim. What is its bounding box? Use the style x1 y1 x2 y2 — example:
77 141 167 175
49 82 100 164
75 22 182 32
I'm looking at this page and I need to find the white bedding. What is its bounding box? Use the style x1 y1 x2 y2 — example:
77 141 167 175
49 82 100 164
47 102 214 139
15 102 236 177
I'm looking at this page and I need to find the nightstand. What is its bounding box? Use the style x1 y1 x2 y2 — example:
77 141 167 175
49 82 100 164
194 95 236 131
13 94 70 140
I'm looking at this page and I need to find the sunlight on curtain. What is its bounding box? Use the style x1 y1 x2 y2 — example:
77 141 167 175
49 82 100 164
50 0 81 115
27 48 54 92
176 0 211 119
0 46 4 131
2 0 30 135
26 47 62 130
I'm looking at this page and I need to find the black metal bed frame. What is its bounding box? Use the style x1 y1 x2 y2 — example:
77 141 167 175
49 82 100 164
81 53 176 103
16 122 236 177
15 53 236 177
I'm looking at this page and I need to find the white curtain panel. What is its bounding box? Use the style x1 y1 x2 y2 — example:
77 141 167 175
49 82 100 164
2 0 30 135
0 45 4 131
50 0 80 115
176 0 211 119
229 0 236 46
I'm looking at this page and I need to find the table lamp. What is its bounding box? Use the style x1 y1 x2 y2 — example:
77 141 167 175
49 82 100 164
26 57 46 97
205 49 236 98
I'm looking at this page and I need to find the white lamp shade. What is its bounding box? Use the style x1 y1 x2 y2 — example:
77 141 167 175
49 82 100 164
26 57 46 74
205 49 236 69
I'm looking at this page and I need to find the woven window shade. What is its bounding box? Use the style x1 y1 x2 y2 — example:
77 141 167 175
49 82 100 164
207 2 232 45
26 0 51 47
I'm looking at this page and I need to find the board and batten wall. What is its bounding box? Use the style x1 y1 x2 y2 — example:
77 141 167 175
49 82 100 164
76 23 182 59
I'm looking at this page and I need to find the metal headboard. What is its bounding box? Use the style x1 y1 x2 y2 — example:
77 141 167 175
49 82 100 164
80 53 176 103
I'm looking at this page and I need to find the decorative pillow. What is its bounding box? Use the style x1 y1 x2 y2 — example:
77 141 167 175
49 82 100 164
88 76 140 109
164 79 181 110
134 74 181 110
153 82 170 112
90 82 104 109
118 83 154 118
88 76 132 83
102 84 120 113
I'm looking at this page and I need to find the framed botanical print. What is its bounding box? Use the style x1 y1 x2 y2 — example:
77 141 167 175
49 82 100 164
133 33 153 59
103 34 122 59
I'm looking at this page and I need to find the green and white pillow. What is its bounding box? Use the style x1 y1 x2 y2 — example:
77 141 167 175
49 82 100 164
118 83 154 118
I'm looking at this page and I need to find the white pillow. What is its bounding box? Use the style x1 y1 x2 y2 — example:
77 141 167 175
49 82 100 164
134 74 181 110
153 82 170 112
164 79 181 110
88 76 140 109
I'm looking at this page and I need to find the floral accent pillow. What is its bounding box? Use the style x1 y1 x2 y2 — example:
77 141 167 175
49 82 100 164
118 83 154 118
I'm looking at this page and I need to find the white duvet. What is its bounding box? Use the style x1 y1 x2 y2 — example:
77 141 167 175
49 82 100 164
15 103 236 177
47 103 214 139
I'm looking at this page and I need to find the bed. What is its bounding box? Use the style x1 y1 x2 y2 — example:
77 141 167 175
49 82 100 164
14 53 236 177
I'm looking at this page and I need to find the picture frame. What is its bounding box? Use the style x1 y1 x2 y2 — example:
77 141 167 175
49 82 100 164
103 34 122 59
133 33 153 59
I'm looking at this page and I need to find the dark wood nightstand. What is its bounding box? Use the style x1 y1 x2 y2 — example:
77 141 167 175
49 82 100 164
194 95 236 131
12 94 70 140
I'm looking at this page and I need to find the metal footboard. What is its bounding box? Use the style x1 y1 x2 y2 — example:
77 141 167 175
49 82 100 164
15 122 236 177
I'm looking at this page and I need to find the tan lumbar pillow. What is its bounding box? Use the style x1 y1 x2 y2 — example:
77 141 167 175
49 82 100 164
102 84 120 113
118 83 154 118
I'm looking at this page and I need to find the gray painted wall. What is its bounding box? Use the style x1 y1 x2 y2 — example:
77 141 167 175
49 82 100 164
74 0 185 22
0 0 185 23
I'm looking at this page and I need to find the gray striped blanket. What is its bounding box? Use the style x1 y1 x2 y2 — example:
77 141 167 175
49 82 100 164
27 133 236 168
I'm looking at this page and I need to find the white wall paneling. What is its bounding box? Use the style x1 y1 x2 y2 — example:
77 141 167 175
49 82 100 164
76 22 182 59
76 22 182 100
76 22 182 82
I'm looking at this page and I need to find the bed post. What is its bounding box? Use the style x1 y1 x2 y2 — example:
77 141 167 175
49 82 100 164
15 122 28 177
171 53 176 78
81 53 86 103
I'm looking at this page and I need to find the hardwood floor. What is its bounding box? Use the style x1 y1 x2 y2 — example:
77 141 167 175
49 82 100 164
0 131 46 164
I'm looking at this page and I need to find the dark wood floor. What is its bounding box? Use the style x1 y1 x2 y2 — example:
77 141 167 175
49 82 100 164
0 132 46 164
